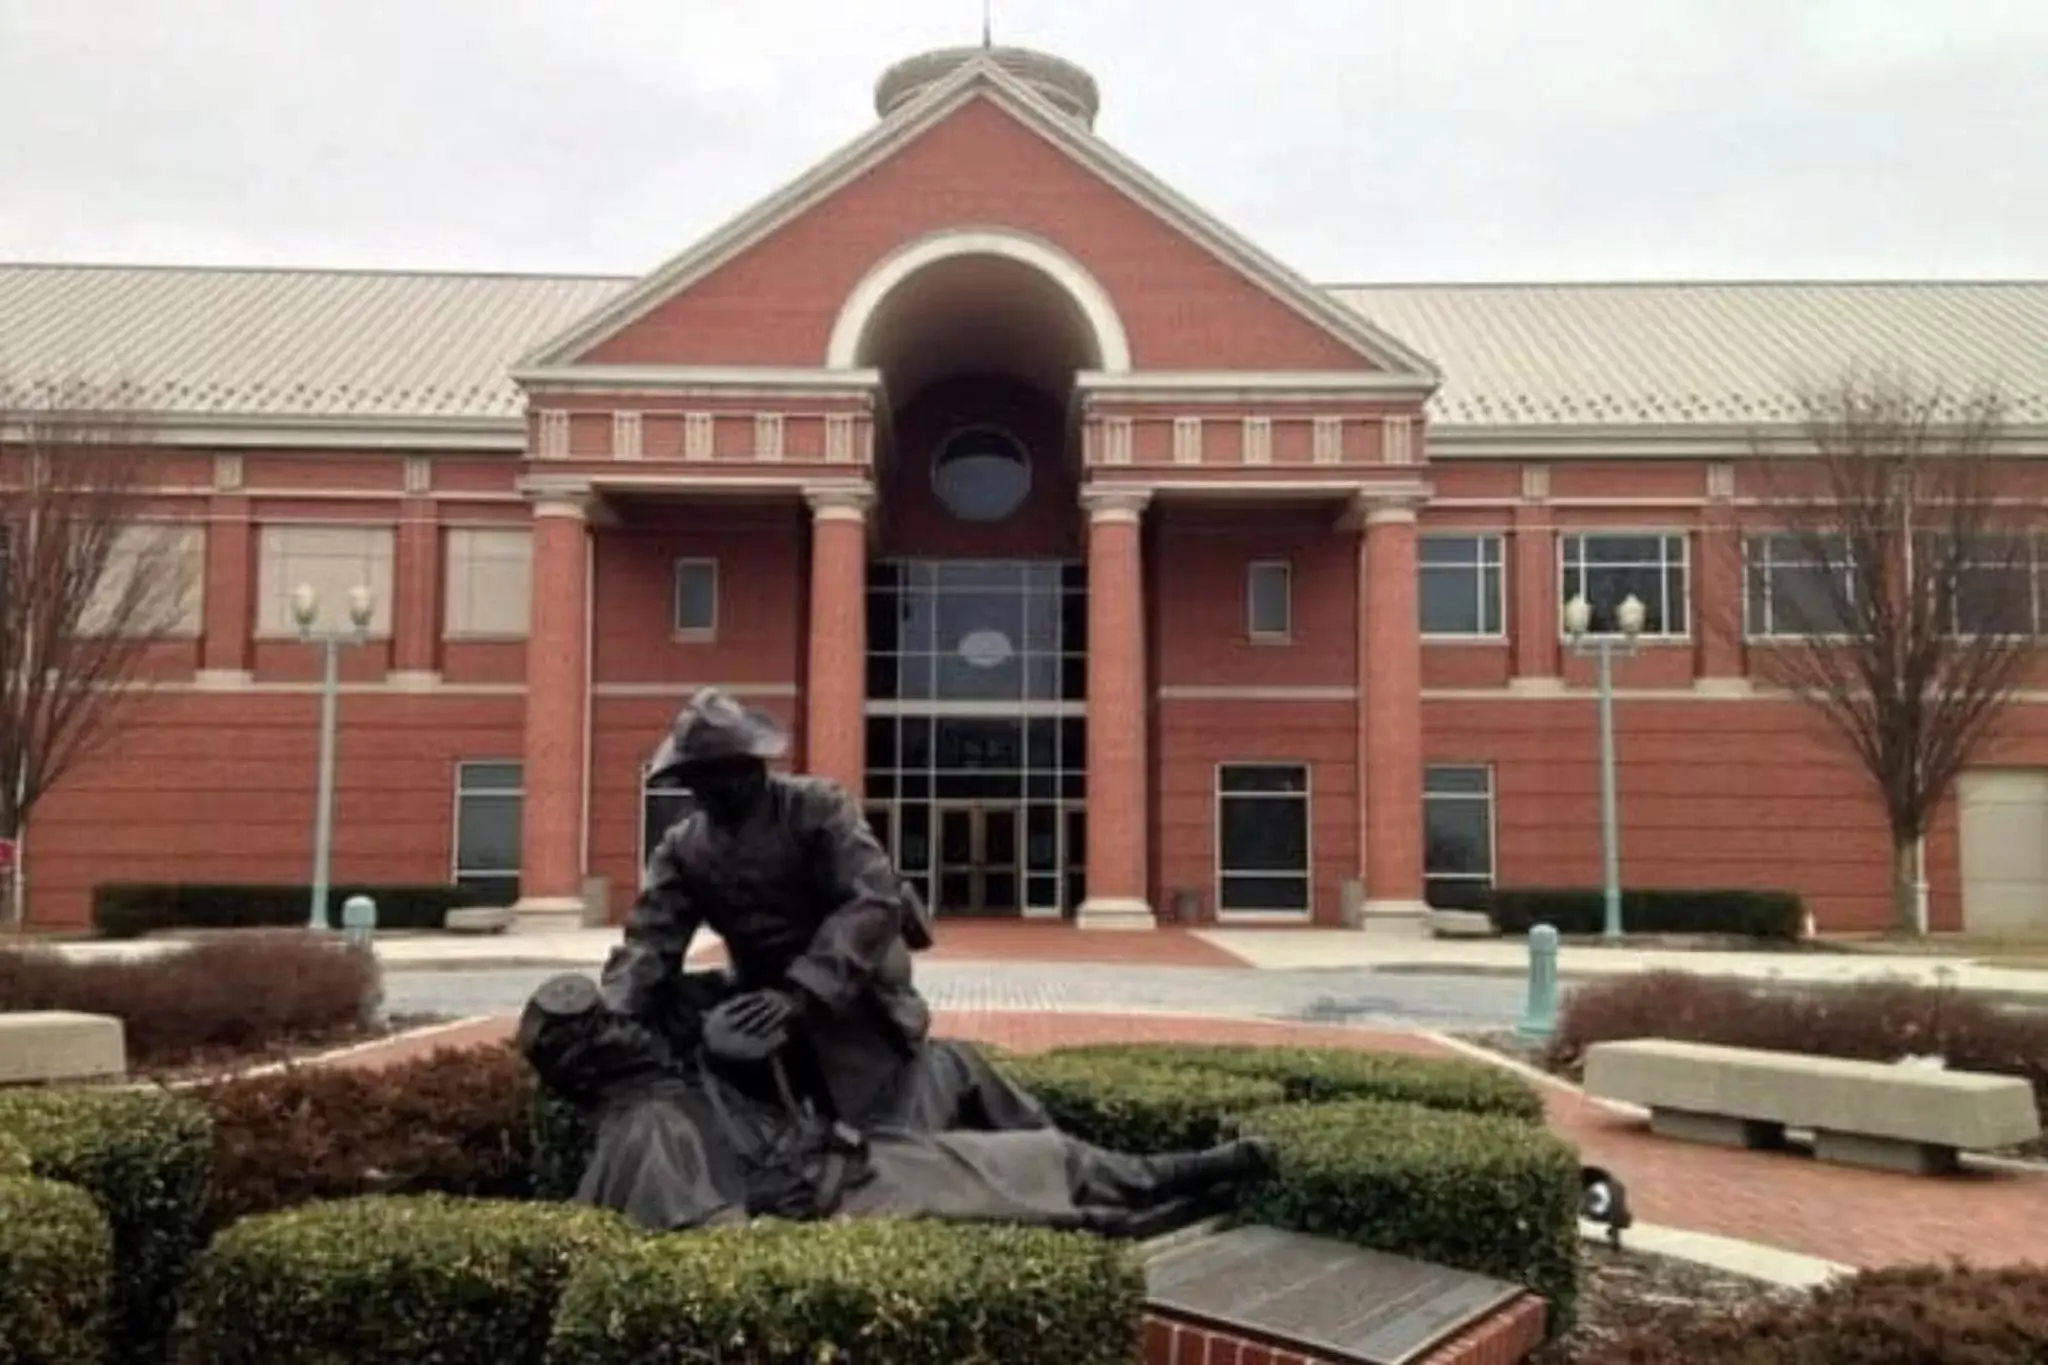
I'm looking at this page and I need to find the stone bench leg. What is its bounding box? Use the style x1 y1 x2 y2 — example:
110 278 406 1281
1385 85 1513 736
1813 1129 1961 1176
1649 1108 1788 1152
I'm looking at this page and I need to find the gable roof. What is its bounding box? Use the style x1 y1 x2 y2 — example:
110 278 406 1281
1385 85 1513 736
515 53 1440 382
4 263 2047 438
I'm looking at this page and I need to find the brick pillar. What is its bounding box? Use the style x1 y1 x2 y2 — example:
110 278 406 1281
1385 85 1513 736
1509 502 1561 690
391 495 441 687
1360 497 1428 921
513 492 590 928
1078 487 1155 930
1695 515 1748 691
804 484 873 793
198 493 253 686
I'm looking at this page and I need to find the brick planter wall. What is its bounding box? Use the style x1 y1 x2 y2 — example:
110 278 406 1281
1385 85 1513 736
1142 1292 1548 1365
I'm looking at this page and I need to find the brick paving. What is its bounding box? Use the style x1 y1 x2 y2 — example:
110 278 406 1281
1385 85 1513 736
324 1011 2048 1271
692 922 1254 969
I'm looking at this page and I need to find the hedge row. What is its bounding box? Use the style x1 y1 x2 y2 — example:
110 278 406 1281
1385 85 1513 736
0 1088 213 1364
0 931 381 1069
1485 887 1805 940
1596 1262 2048 1364
91 881 484 938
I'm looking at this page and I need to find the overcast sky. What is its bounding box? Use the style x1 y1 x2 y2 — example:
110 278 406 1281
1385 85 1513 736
2 0 2044 282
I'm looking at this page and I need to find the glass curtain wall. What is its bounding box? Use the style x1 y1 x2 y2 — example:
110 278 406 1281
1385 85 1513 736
864 560 1087 917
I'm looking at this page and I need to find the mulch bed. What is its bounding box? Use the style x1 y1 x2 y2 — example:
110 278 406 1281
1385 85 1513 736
1534 1243 1803 1363
116 1012 458 1086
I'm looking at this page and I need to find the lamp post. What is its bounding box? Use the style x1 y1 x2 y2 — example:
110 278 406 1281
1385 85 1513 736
291 582 374 931
1562 592 1645 941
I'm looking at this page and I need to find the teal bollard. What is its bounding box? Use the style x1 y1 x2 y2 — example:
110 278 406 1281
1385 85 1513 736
340 894 377 947
1516 923 1560 1040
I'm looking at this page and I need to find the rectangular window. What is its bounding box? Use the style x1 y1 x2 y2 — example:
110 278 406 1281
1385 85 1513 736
257 524 396 637
79 523 204 637
444 527 533 639
1744 533 1856 638
640 765 697 874
1419 534 1505 636
673 558 718 636
453 761 521 905
1423 765 1494 910
1246 561 1292 640
1559 533 1689 637
1216 763 1311 915
1937 533 2046 638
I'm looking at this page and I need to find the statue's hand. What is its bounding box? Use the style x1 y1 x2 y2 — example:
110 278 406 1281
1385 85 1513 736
702 988 800 1063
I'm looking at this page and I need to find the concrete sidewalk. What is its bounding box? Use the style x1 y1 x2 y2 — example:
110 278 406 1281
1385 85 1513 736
1194 928 2048 1001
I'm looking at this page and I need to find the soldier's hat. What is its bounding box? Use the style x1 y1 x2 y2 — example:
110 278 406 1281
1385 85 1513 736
647 687 789 785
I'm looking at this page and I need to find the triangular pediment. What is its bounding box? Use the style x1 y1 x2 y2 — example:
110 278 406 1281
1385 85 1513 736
518 55 1440 386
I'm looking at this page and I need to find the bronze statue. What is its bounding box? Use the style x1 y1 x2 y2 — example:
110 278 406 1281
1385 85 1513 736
520 971 1276 1237
602 687 1043 1131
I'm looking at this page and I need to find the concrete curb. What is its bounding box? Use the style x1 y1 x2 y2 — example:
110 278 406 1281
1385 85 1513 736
1581 1219 1850 1289
1370 960 2048 1007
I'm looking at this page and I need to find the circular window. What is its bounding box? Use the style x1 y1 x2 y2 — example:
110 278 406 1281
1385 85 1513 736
931 425 1031 522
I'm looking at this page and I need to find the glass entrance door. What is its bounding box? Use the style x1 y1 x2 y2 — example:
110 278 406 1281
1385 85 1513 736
934 803 1023 917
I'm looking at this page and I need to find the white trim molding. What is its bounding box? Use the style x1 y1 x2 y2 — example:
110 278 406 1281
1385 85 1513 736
512 364 883 400
1079 485 1152 522
826 227 1133 373
1078 371 1436 402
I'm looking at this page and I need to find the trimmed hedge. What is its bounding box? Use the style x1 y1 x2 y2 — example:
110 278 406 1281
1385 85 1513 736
0 931 379 1069
0 1088 212 1365
992 1053 1286 1151
195 1042 539 1226
1242 1099 1582 1336
529 1082 593 1203
92 881 483 939
1051 1042 1545 1123
179 1194 636 1365
1598 1262 2048 1363
0 1129 29 1178
0 1176 113 1365
546 1219 1144 1365
1487 887 1804 940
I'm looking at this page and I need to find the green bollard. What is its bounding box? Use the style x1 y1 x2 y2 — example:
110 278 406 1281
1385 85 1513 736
1516 922 1560 1040
340 894 377 948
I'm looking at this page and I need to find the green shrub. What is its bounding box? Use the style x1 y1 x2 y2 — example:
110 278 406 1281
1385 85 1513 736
0 1176 113 1365
195 1042 539 1226
91 882 482 939
547 1219 1144 1365
993 1053 1286 1151
1487 887 1804 940
529 1082 594 1202
0 1089 212 1365
1241 1100 1581 1335
1597 1262 2048 1363
0 1130 29 1178
1052 1042 1545 1123
178 1194 636 1365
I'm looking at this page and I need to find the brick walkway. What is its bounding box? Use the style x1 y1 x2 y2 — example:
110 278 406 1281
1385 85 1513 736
694 923 1253 969
325 1011 2048 1270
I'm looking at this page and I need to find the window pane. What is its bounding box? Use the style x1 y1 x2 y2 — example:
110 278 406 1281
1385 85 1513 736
1420 564 1482 634
459 761 522 792
455 793 521 874
674 561 717 633
865 717 897 771
1219 764 1308 795
1424 798 1491 878
1767 564 1852 635
1219 874 1310 913
1481 566 1504 633
1219 795 1308 873
1247 564 1290 636
1419 535 1483 567
1424 765 1489 796
1578 534 1665 565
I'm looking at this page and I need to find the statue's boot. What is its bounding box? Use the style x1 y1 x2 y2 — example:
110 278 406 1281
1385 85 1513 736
1069 1136 1280 1210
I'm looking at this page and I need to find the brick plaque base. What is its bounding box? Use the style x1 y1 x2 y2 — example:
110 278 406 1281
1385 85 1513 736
1143 1226 1547 1365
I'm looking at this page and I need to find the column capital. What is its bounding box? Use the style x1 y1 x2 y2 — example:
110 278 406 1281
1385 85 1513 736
1346 482 1431 528
521 477 596 521
804 481 876 521
1080 485 1152 523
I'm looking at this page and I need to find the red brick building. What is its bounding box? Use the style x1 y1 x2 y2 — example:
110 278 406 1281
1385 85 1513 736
6 46 2048 934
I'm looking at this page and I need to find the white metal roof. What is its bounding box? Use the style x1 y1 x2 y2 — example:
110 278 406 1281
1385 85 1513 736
4 262 2046 431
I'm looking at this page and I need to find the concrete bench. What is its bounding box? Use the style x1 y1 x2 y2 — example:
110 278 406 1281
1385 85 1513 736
1583 1038 2041 1175
0 1011 127 1086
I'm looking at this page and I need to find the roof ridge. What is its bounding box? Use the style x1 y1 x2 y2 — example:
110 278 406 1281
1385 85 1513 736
1327 278 2048 290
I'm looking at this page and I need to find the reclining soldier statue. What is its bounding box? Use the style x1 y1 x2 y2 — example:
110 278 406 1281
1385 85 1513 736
519 969 1278 1238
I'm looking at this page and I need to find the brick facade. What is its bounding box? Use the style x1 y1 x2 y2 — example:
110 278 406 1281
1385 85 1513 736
11 56 2046 936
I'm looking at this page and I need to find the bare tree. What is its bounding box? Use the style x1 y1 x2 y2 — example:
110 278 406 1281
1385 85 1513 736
1735 374 2040 935
0 377 196 928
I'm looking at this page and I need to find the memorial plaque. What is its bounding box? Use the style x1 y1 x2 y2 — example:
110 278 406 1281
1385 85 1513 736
1144 1225 1523 1365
